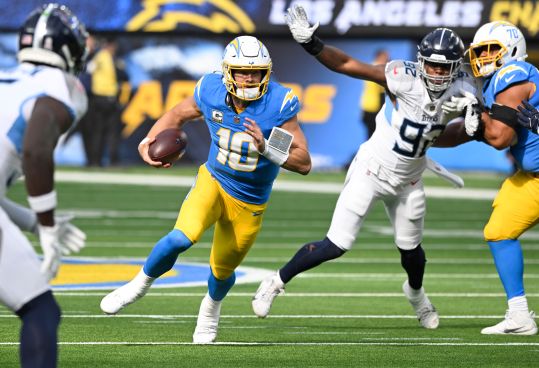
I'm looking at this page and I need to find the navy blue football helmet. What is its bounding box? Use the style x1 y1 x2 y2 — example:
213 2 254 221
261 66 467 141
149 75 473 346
417 28 464 93
18 3 88 74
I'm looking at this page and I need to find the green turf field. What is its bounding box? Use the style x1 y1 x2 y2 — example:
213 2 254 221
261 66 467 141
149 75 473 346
1 168 538 367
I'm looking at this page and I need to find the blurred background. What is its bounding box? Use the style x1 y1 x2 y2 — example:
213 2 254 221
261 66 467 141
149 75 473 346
2 0 538 173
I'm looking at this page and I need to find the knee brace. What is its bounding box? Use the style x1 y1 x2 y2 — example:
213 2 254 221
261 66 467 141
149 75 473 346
398 244 426 290
279 237 346 284
16 291 61 368
144 229 193 277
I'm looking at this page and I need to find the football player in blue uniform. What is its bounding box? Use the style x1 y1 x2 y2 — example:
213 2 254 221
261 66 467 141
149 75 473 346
461 21 539 335
0 4 88 367
100 35 311 343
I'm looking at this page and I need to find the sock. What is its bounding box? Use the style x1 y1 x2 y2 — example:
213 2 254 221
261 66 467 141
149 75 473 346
16 291 61 368
488 239 525 299
279 237 346 284
399 245 426 290
143 229 193 278
508 295 529 312
208 270 236 301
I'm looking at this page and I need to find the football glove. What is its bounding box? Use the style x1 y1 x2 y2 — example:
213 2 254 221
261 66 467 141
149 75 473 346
517 100 539 134
55 214 87 255
464 103 484 138
285 5 319 44
38 224 62 281
441 91 478 118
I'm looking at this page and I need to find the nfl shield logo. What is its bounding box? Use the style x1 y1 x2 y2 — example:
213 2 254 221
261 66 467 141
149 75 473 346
234 116 240 124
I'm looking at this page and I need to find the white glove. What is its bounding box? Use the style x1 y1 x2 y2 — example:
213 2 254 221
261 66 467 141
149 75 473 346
285 5 319 44
464 104 482 137
441 91 478 116
55 214 87 255
38 224 62 281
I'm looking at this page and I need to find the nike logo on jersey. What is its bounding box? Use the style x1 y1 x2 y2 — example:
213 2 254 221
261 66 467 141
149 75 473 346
290 103 297 111
252 211 264 216
410 179 419 185
505 75 516 84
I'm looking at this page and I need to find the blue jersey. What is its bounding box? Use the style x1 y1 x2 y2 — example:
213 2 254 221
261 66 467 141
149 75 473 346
193 72 300 204
482 60 539 172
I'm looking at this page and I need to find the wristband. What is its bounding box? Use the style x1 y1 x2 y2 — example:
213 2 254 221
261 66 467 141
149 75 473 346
258 127 294 166
301 35 324 56
260 139 289 166
28 190 57 213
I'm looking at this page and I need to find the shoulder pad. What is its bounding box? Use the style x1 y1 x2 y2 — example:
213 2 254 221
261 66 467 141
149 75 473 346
385 60 418 94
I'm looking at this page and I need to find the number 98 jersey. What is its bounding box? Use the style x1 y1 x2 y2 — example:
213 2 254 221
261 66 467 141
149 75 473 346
362 60 480 182
193 72 299 204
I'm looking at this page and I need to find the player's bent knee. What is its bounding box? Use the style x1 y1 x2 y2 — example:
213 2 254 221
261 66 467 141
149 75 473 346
165 229 193 253
211 265 235 281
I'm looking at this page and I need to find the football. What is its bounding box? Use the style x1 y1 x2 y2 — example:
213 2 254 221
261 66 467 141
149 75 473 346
148 128 188 164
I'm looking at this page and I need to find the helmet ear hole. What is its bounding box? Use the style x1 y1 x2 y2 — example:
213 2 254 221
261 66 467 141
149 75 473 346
511 47 517 57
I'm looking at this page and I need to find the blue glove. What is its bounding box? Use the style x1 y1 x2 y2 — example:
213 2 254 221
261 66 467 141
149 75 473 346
517 100 539 134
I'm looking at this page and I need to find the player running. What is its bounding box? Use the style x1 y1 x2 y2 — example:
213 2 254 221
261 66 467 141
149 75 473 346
252 5 480 329
100 35 311 343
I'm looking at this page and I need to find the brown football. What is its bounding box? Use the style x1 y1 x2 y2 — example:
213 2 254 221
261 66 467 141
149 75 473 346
148 128 188 164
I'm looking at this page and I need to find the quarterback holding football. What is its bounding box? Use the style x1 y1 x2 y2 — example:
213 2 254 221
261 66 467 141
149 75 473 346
101 35 311 344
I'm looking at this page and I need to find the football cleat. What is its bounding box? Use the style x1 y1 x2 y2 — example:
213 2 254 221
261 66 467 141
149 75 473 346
252 272 285 318
100 270 153 315
402 280 439 329
481 310 538 335
193 293 222 344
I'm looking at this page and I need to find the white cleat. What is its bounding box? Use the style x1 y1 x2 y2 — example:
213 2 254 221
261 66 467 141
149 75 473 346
252 273 285 318
403 280 439 329
481 310 538 335
193 293 222 344
100 270 153 315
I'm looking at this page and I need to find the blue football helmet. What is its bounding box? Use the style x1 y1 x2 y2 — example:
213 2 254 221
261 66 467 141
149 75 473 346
18 3 88 74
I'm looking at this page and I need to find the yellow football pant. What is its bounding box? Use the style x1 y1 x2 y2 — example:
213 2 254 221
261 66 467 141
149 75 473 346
484 170 539 241
174 164 267 280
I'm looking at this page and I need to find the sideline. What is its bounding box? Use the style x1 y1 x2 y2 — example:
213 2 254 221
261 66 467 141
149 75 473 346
55 171 497 200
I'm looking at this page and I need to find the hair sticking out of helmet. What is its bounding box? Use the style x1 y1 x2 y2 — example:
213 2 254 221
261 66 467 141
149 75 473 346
18 3 88 74
417 28 464 94
468 21 527 78
222 36 272 101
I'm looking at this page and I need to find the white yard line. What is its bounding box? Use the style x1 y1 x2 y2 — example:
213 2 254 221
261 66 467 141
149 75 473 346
51 291 539 297
0 314 520 319
1 341 539 346
55 171 497 200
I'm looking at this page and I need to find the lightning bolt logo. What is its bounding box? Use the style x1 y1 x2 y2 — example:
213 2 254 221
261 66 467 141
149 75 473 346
127 0 255 33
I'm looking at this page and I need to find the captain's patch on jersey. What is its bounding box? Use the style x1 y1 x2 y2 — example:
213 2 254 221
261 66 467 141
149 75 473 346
211 109 223 123
50 258 273 290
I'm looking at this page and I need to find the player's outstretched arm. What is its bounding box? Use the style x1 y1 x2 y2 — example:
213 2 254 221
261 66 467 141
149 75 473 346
285 5 386 86
139 96 202 167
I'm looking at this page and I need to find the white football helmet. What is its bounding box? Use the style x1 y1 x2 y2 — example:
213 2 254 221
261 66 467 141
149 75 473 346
468 21 527 78
222 36 272 101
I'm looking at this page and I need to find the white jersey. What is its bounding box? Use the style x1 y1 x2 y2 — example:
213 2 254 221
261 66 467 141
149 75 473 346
361 60 480 184
0 63 87 194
